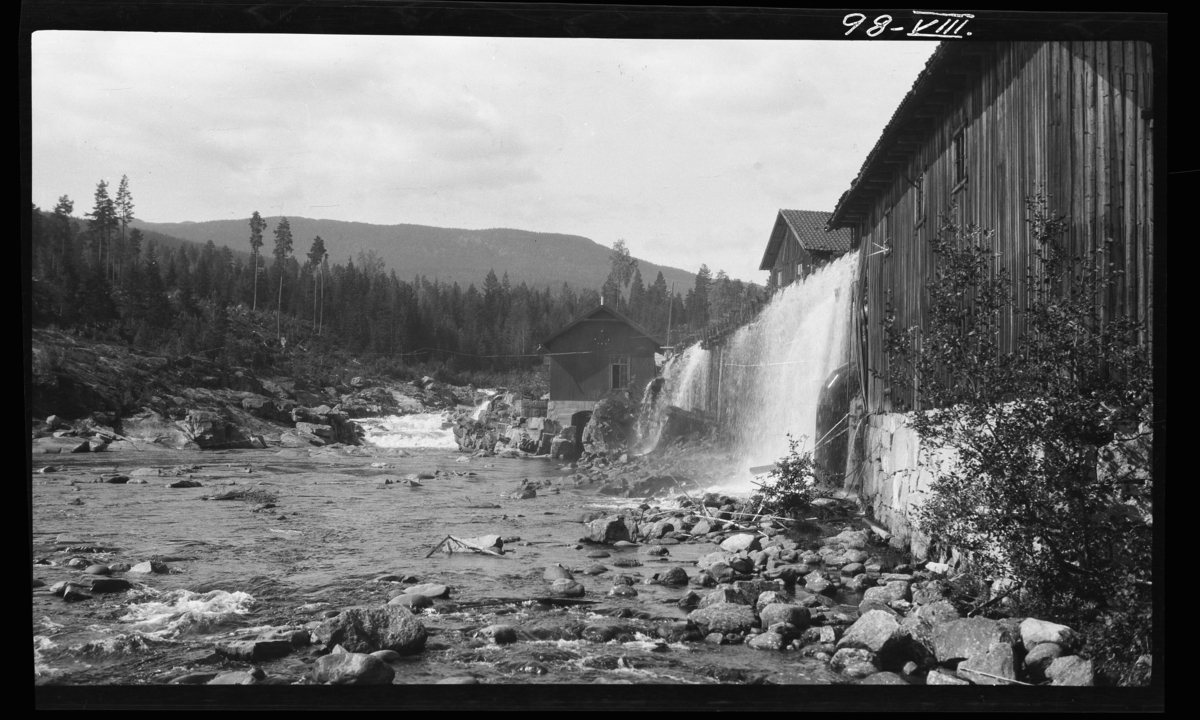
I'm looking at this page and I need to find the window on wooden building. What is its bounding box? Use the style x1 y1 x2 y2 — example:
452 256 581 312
914 171 926 226
952 127 967 189
611 355 630 389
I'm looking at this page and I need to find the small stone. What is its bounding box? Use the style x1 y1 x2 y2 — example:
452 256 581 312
720 533 762 553
84 564 111 575
609 584 638 597
657 567 688 586
830 648 879 678
748 631 786 651
130 560 169 575
87 578 133 593
478 625 519 645
585 550 610 559
581 564 609 576
388 594 432 609
760 604 811 631
1022 642 1065 681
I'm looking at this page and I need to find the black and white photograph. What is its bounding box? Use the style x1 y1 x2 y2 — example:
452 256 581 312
25 3 1164 710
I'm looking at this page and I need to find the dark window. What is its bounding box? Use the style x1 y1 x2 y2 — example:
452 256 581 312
611 355 630 389
953 129 967 187
914 171 925 225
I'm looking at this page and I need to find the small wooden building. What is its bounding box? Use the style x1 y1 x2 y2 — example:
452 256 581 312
828 40 1156 415
540 304 663 425
759 209 853 288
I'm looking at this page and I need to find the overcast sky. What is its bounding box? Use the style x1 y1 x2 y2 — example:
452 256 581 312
32 32 938 283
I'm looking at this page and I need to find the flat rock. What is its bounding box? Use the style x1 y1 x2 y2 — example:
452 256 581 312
388 594 432 609
86 578 133 593
207 671 258 685
84 564 111 575
130 560 170 574
404 583 449 598
436 676 480 684
932 617 1012 663
926 668 970 685
687 603 757 635
310 653 396 685
720 533 761 553
217 639 294 662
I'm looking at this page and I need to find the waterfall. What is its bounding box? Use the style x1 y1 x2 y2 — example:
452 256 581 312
641 251 858 492
634 343 711 453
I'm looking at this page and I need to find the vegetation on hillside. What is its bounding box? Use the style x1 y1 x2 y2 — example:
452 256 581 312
31 178 764 382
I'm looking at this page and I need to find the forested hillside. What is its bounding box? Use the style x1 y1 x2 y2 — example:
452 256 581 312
137 217 698 293
29 178 765 375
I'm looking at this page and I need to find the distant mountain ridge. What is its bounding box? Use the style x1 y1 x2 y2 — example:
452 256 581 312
131 217 698 291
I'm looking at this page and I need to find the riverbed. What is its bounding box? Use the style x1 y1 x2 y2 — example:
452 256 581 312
32 441 850 687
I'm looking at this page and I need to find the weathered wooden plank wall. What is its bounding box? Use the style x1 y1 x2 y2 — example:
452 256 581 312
851 41 1153 414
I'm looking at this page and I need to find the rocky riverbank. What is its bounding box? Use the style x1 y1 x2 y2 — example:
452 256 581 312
31 440 1114 688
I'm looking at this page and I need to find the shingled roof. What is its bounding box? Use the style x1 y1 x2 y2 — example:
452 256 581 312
759 210 853 271
540 304 663 349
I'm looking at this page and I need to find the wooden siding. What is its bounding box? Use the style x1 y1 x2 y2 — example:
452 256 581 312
846 41 1153 414
546 314 659 403
770 227 832 288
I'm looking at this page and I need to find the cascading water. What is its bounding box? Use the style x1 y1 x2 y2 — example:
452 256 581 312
642 251 857 491
635 343 711 453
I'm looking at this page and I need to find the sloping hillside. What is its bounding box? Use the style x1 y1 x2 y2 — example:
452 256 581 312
134 217 697 290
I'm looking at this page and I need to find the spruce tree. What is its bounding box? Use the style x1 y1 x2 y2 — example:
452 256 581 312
248 211 266 311
272 217 293 339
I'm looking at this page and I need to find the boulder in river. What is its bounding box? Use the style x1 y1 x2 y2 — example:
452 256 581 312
310 652 396 685
586 516 630 544
316 605 428 655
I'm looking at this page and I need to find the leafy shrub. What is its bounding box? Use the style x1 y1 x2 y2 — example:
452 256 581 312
752 435 819 520
881 195 1153 683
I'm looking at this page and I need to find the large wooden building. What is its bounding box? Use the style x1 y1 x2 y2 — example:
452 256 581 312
540 305 663 425
828 40 1155 415
759 209 852 288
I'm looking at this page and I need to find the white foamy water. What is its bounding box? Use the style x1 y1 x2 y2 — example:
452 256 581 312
358 413 460 449
119 589 257 638
644 252 857 492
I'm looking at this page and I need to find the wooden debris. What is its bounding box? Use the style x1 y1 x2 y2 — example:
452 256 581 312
425 535 506 558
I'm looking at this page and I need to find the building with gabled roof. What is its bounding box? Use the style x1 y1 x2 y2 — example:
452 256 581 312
759 209 852 288
540 304 663 426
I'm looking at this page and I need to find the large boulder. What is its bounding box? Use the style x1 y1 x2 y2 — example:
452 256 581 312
316 605 427 655
837 610 903 656
932 617 1014 664
310 653 395 685
587 516 631 544
1019 618 1079 653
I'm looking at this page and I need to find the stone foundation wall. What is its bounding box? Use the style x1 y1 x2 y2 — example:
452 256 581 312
547 400 597 425
844 407 958 561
